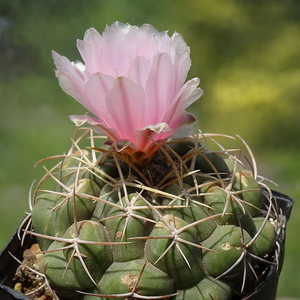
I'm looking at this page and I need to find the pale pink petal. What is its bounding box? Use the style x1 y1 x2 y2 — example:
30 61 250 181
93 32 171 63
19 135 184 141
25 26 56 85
71 114 138 151
127 56 151 88
54 70 87 105
83 72 115 121
54 50 111 116
52 51 86 82
163 78 203 126
138 23 161 39
133 128 167 151
134 28 166 59
144 53 176 124
52 51 100 114
113 23 159 61
101 24 133 74
170 32 190 61
133 122 173 151
69 114 121 141
104 76 145 139
170 112 197 132
179 77 203 108
139 122 171 134
77 28 107 74
176 49 192 87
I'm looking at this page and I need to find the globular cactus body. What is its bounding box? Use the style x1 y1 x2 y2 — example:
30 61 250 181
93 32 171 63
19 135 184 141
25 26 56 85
28 128 279 300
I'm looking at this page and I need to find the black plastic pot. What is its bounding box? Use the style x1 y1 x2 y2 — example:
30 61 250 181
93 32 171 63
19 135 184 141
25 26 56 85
0 217 35 300
0 190 294 300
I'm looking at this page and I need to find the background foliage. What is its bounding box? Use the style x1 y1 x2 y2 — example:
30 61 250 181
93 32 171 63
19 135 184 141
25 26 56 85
1 0 299 297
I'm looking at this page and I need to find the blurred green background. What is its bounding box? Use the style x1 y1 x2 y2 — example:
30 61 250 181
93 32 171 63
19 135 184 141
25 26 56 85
0 0 299 298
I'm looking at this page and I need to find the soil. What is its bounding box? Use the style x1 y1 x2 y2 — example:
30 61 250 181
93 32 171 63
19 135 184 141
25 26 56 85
12 243 55 300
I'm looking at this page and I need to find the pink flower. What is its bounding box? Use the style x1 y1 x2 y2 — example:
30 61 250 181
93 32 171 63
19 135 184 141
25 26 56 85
52 22 203 159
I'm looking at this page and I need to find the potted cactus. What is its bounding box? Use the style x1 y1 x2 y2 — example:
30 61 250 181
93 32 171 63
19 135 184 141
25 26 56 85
0 22 294 300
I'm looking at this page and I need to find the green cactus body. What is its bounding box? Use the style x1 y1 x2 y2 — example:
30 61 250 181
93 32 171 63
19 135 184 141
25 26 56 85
97 259 175 299
232 170 264 217
92 184 140 222
31 192 59 251
58 150 90 186
53 179 100 236
63 221 113 286
201 225 252 277
202 185 256 236
105 193 154 262
39 243 83 300
145 214 205 288
39 220 113 295
252 217 276 258
161 183 217 241
28 130 279 300
176 277 233 300
194 152 230 178
167 140 194 158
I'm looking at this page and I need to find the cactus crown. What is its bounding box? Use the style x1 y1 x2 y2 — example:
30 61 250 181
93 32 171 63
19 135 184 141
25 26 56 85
18 127 281 300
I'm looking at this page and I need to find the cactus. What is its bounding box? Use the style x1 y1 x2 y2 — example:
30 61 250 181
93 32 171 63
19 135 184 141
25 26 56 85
17 22 283 300
24 127 280 300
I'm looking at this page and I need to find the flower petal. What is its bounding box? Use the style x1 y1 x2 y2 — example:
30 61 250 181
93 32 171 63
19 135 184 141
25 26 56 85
144 53 176 124
169 32 191 89
69 114 121 141
139 122 171 134
128 56 151 88
83 72 115 121
53 51 98 111
77 28 107 74
163 77 203 127
104 76 146 139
